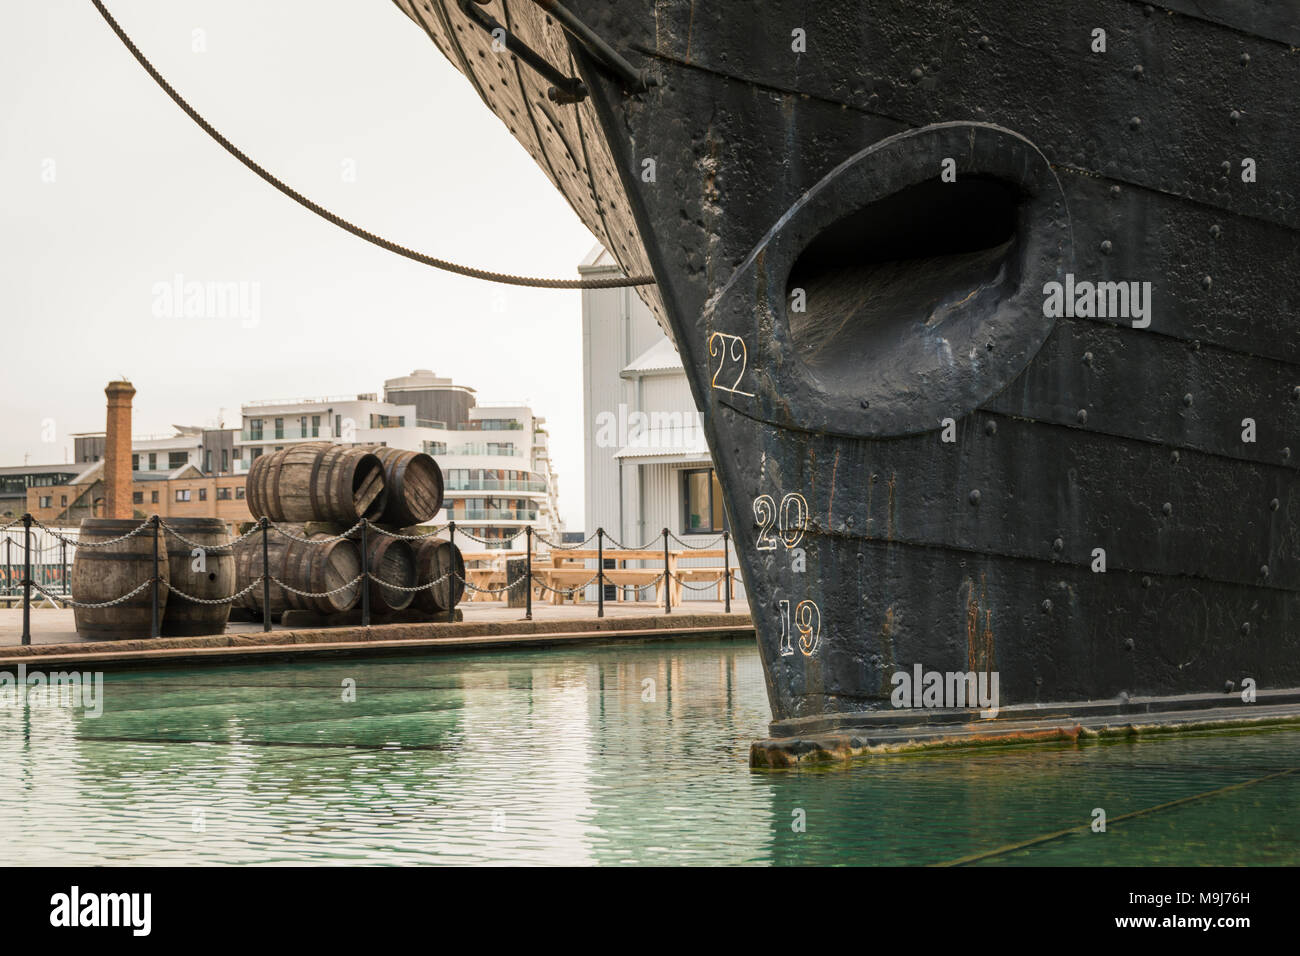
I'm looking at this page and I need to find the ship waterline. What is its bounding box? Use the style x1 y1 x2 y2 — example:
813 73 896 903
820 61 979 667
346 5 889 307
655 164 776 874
394 0 1300 739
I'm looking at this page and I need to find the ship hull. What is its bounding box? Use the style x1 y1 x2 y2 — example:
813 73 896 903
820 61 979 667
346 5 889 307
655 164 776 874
396 0 1300 741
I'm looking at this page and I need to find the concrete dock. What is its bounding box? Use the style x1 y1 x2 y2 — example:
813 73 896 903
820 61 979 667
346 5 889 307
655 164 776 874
0 601 754 670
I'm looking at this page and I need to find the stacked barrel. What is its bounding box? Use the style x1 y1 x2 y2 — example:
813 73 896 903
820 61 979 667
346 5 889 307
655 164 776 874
71 516 238 639
234 442 463 621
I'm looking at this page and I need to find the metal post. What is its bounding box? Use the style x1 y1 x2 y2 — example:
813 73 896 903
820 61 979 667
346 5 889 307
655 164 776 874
260 517 271 632
150 514 160 639
61 539 68 595
5 536 10 599
447 521 456 625
663 527 671 615
596 527 604 619
524 525 533 621
21 514 32 645
723 529 732 613
360 520 370 627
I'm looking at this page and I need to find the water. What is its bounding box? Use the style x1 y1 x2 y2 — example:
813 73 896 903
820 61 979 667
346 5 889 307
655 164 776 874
1 638 1296 865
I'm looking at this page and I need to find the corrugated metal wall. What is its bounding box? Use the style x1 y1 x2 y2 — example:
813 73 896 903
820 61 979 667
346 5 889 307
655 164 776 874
581 253 747 604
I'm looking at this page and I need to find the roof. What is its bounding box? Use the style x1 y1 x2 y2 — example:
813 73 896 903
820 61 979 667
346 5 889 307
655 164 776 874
613 426 710 464
621 338 683 377
0 463 82 476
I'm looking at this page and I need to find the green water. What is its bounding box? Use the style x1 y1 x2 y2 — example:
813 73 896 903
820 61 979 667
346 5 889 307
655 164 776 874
0 638 1296 865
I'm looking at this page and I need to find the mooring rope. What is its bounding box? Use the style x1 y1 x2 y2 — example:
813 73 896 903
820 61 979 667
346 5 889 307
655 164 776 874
90 0 656 290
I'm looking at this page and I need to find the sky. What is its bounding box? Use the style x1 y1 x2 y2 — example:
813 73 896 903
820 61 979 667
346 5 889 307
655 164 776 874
0 0 600 528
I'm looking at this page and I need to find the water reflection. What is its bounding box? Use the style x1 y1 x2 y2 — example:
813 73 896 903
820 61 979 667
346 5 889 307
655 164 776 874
0 639 1294 865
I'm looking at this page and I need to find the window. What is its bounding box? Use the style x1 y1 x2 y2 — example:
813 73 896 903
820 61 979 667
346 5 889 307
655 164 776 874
217 487 231 500
148 453 157 470
232 448 241 461
249 418 263 440
311 415 321 437
198 488 207 501
235 487 245 500
132 453 139 471
682 468 725 534
221 449 229 471
334 414 341 439
133 492 143 504
300 416 308 436
274 418 284 440
38 496 52 509
151 491 159 504
422 441 447 456
205 451 212 473
175 489 191 502
60 495 67 507
168 452 187 470
250 448 263 462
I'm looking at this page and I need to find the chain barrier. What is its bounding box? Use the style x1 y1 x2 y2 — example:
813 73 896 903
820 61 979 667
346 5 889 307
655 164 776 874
531 572 603 596
672 573 731 592
268 573 364 599
365 522 449 541
0 517 24 533
454 572 526 596
164 577 265 605
31 516 152 548
268 520 365 545
599 533 661 551
533 531 599 550
452 525 528 546
159 519 266 552
667 531 727 550
368 570 452 593
32 578 153 609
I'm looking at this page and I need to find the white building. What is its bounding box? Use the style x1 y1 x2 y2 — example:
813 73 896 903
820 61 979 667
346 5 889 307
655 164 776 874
235 372 562 548
580 246 744 602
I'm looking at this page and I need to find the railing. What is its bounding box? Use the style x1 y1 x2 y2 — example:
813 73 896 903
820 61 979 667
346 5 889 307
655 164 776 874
448 446 525 458
451 421 524 431
444 479 547 492
452 508 539 521
3 514 741 645
239 426 325 441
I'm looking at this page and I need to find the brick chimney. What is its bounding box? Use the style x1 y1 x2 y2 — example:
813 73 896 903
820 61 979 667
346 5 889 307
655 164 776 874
104 380 136 519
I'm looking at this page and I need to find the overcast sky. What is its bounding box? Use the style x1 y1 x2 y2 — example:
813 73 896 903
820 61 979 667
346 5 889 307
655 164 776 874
1 0 599 527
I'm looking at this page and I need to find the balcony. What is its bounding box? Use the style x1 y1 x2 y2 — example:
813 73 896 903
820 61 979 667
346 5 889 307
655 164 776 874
453 420 524 431
444 479 547 492
453 508 539 521
239 425 325 442
446 445 524 458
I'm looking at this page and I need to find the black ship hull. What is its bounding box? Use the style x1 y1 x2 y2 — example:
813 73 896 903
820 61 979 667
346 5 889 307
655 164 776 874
396 0 1300 754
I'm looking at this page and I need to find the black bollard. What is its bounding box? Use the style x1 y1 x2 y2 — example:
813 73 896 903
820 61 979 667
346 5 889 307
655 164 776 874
150 515 160 639
260 517 272 632
723 529 731 614
596 528 604 619
663 528 671 615
525 525 533 621
21 514 32 645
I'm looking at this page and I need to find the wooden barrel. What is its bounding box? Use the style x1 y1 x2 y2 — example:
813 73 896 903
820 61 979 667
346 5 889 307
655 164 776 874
411 537 465 613
362 446 444 526
71 517 167 640
246 442 387 523
232 525 361 615
366 535 416 611
161 517 234 636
